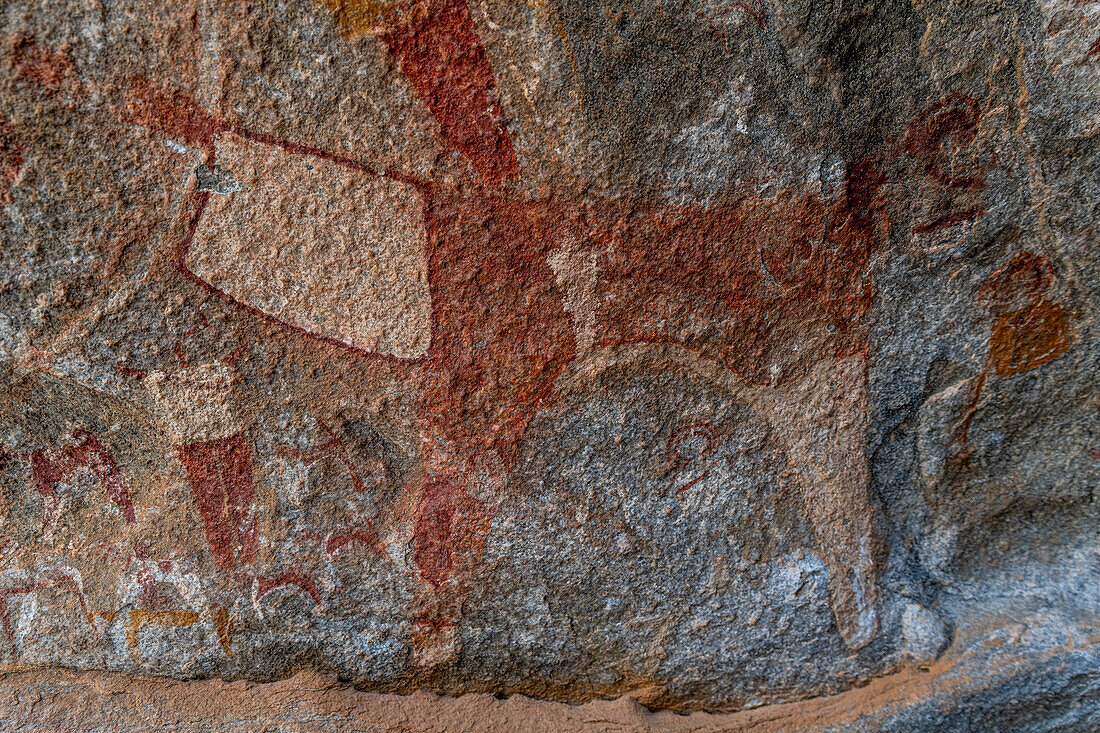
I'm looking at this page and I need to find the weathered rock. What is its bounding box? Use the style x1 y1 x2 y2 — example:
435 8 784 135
900 602 947 663
0 0 1095 727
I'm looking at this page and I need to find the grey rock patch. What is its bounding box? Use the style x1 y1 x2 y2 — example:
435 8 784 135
900 603 948 664
194 164 242 194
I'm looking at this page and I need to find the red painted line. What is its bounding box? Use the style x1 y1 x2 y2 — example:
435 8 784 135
255 571 321 606
224 126 433 192
325 527 389 560
677 470 710 494
913 207 983 234
666 423 720 465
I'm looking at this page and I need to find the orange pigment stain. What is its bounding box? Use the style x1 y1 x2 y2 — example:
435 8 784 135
126 609 201 654
210 605 233 655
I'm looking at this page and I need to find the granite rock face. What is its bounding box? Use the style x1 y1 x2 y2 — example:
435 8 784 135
0 0 1096 726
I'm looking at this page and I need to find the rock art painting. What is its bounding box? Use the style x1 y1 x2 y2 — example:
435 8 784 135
0 0 1096 728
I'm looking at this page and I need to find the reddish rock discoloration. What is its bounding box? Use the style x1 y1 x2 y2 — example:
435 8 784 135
176 434 256 572
381 0 519 184
8 34 73 91
125 78 221 151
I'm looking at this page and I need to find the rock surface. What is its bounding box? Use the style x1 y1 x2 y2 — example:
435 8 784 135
0 0 1096 727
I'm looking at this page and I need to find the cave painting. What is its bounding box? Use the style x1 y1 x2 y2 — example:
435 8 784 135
118 331 323 616
116 555 233 659
666 422 721 496
186 138 431 359
175 433 257 572
976 252 1070 377
0 428 136 543
118 0 890 657
956 252 1072 458
322 0 519 184
2 33 80 203
901 94 992 249
0 562 92 661
9 34 73 92
277 420 391 562
120 351 258 574
129 324 256 572
906 95 986 193
125 609 201 657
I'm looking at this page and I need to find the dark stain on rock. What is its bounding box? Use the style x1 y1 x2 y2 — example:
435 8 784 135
195 163 241 194
553 0 729 154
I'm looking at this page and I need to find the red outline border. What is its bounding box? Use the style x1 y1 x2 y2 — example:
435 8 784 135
176 128 434 365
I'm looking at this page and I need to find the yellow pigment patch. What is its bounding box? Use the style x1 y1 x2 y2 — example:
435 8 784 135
320 0 404 37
